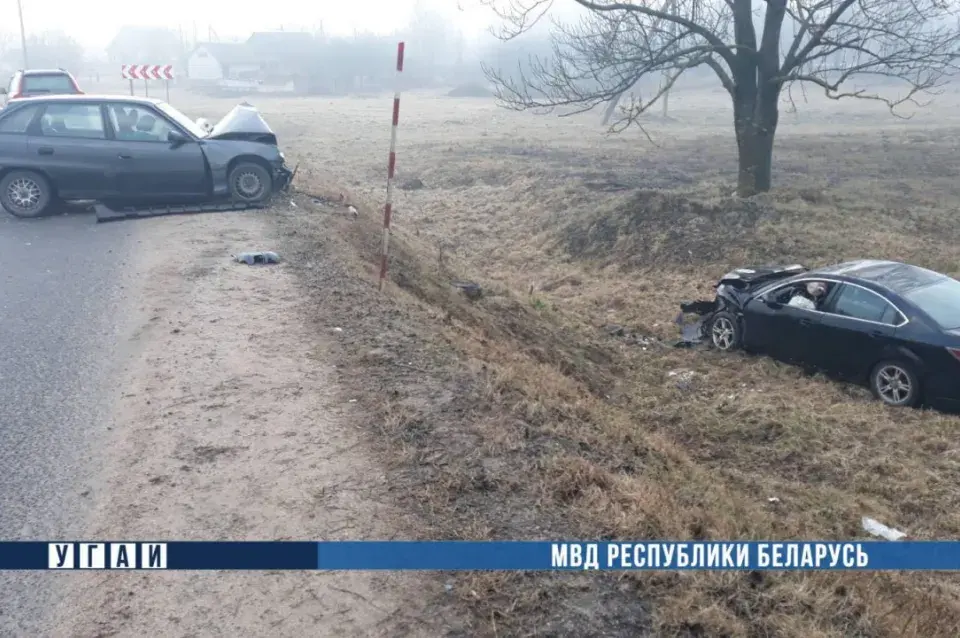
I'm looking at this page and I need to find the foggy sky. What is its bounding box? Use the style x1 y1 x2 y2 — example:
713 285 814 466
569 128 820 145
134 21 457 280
0 0 541 52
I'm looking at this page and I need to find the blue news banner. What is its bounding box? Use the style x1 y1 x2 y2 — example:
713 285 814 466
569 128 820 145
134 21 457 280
0 541 959 571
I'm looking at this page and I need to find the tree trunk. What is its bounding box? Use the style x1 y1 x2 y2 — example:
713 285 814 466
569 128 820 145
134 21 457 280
735 97 778 197
736 127 775 196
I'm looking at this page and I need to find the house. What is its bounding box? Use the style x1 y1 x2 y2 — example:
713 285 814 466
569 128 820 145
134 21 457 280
186 32 317 88
186 42 261 83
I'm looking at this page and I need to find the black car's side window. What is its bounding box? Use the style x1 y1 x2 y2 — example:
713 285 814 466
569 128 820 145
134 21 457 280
0 105 40 134
106 104 177 143
879 303 905 327
830 285 902 325
38 104 106 140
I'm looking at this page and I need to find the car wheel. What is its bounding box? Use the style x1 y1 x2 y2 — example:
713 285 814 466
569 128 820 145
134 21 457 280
0 170 53 218
708 311 742 352
870 360 920 407
228 162 273 204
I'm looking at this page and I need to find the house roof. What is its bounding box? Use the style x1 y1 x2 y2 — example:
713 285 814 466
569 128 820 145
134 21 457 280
189 32 317 71
192 42 259 66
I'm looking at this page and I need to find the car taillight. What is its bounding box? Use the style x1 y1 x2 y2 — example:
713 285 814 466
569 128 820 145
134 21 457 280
947 347 960 362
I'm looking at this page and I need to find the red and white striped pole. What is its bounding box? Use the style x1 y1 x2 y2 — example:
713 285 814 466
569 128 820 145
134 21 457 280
379 42 405 291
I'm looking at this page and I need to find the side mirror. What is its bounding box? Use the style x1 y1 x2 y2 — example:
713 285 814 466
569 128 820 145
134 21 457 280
762 295 783 310
0 87 7 95
167 130 188 144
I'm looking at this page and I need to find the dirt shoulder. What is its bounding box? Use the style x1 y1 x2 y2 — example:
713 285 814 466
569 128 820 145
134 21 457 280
270 191 652 637
53 210 443 637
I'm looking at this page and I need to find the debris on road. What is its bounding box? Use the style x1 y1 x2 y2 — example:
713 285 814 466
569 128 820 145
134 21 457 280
452 281 483 300
600 323 657 347
667 369 697 389
399 177 425 191
674 311 706 347
862 516 907 541
603 324 626 337
234 251 281 265
96 201 268 223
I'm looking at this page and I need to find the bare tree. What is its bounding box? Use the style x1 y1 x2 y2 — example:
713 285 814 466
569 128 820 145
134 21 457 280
481 0 960 196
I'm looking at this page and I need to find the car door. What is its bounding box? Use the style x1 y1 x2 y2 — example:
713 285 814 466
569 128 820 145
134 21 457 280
742 281 825 364
816 283 904 380
104 103 208 199
0 103 40 163
25 101 118 199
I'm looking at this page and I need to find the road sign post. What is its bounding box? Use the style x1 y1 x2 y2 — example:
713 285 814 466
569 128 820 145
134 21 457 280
121 65 175 96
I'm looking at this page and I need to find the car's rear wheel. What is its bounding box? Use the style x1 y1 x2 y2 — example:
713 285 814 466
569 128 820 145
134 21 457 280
228 162 273 204
870 359 920 407
0 170 53 218
708 311 742 352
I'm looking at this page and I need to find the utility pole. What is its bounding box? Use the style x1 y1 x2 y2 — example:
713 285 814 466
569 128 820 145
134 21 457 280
16 0 28 68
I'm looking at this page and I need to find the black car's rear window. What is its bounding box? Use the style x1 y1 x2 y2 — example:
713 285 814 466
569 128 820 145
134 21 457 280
21 74 75 93
903 277 960 329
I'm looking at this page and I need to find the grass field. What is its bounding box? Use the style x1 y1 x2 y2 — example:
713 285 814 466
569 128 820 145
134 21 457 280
182 82 960 636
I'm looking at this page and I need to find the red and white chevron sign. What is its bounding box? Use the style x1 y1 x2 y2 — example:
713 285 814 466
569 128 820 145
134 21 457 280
121 65 174 80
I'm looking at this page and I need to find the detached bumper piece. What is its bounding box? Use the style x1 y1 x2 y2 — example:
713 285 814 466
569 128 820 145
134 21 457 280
674 299 719 347
95 200 267 223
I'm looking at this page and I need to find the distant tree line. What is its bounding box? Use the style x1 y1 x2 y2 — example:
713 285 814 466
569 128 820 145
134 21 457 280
0 31 85 78
0 9 575 94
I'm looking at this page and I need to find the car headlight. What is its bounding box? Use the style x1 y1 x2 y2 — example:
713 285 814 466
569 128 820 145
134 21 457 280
279 151 286 161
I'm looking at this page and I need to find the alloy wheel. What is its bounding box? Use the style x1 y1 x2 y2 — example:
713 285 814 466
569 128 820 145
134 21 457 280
7 177 41 212
711 317 736 350
876 365 912 405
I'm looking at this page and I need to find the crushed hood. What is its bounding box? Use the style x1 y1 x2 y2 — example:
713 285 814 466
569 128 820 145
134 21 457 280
717 264 806 290
207 103 278 144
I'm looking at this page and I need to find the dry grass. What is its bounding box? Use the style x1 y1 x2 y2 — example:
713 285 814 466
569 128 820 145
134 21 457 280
182 81 960 636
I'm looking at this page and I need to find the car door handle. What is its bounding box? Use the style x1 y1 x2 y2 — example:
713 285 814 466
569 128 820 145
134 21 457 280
118 153 133 159
799 318 814 326
870 329 886 338
37 147 54 155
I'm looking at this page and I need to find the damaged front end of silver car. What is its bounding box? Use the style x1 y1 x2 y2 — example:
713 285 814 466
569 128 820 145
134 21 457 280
202 103 296 190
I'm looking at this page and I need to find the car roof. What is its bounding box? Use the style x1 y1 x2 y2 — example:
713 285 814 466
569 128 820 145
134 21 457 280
19 69 74 75
6 94 163 106
809 259 948 294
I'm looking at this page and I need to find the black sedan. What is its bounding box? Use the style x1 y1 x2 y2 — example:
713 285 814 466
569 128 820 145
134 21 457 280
0 95 293 218
681 260 960 409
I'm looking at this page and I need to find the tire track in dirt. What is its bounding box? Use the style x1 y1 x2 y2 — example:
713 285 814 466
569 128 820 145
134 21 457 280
51 210 442 637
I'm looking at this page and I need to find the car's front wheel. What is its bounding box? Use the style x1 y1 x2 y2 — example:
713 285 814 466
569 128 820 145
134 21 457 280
0 170 53 218
870 359 921 407
708 311 742 352
228 162 273 204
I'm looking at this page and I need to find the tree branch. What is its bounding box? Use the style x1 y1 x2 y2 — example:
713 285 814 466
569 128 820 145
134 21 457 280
570 0 738 69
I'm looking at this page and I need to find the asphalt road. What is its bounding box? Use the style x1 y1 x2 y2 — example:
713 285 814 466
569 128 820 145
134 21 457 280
0 209 140 634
